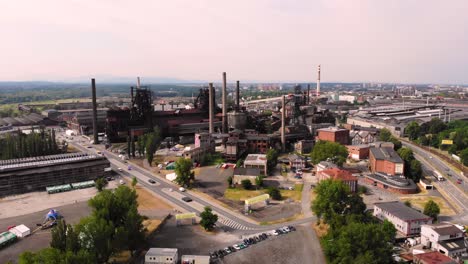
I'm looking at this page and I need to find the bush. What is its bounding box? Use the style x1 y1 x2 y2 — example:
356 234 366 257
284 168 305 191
241 179 252 190
267 187 282 200
357 185 367 195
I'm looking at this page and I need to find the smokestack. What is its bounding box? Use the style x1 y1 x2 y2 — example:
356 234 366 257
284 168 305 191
222 72 227 133
209 83 214 134
316 64 321 97
137 77 141 89
91 78 99 144
307 84 310 104
236 80 240 111
281 95 286 152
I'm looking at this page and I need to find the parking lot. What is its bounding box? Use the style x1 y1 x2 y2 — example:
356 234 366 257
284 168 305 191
0 201 91 263
141 216 325 264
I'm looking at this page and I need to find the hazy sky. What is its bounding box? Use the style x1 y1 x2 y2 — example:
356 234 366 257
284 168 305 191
1 0 468 83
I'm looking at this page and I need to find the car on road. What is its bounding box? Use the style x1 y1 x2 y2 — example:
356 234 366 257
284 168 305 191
179 187 186 192
457 179 462 184
117 167 123 172
87 146 92 148
182 197 192 202
148 179 156 184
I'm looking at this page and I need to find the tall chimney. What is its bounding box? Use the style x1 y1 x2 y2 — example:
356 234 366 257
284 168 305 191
316 64 321 97
236 80 240 111
209 83 214 134
281 95 286 152
307 84 310 104
137 77 141 89
222 72 227 133
91 78 99 144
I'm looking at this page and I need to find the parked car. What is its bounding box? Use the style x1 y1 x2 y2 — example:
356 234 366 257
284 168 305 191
272 230 280 236
288 226 296 231
239 243 247 249
182 197 192 202
179 187 186 192
224 247 232 254
233 244 241 250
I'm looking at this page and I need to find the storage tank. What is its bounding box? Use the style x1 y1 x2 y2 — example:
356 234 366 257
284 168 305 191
227 111 247 131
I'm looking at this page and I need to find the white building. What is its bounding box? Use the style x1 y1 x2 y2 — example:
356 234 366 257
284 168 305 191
145 248 178 264
373 201 432 236
421 223 467 259
244 154 268 175
181 255 210 264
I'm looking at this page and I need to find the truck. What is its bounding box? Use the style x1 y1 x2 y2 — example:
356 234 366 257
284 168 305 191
434 171 444 181
0 231 17 249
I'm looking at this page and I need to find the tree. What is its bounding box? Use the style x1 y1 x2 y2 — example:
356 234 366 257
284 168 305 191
200 206 218 231
19 248 94 264
409 159 422 182
460 148 468 166
76 216 115 263
241 179 252 190
310 141 348 166
397 147 414 162
95 178 107 192
266 148 279 175
424 200 440 221
255 176 264 187
405 121 421 141
267 187 282 200
322 222 395 264
174 158 193 187
404 200 412 208
312 179 366 225
389 136 402 150
379 128 392 142
50 219 67 251
227 176 233 187
131 176 138 188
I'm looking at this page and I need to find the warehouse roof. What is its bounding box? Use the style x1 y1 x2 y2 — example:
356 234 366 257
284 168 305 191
375 201 431 221
370 147 403 163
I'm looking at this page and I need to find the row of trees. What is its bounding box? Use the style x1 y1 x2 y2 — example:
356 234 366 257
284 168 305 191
312 179 397 264
19 186 146 264
0 128 60 160
134 127 161 165
397 147 422 182
406 119 468 165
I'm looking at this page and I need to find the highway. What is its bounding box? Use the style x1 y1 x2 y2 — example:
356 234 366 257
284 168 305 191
402 141 468 217
67 139 316 232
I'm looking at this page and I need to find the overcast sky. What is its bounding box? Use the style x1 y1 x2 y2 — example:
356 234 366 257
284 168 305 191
1 0 467 84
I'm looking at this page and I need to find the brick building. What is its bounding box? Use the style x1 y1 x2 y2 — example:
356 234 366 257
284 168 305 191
369 146 404 176
346 144 370 160
317 168 358 192
316 127 350 145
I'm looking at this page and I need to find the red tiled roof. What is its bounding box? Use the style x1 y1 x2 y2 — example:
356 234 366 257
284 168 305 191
413 251 457 264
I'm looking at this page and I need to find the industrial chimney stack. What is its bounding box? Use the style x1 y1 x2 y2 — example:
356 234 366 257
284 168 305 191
316 64 321 97
209 83 214 134
137 76 141 89
222 72 227 133
236 80 240 111
91 78 99 144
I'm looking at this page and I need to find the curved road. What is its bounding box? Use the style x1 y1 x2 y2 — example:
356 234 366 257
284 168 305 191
69 141 316 232
402 141 468 223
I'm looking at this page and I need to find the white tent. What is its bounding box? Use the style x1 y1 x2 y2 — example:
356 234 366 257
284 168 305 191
166 173 177 181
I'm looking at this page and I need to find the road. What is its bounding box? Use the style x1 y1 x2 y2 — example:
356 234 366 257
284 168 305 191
67 139 316 232
402 141 468 223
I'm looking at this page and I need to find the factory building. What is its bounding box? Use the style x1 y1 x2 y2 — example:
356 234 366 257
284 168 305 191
0 152 110 197
316 127 350 145
369 145 404 176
